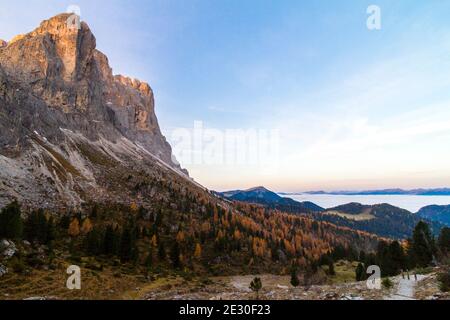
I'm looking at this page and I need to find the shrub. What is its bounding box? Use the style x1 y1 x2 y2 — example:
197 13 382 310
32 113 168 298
181 271 193 281
10 257 26 274
290 264 300 287
69 254 82 264
249 277 263 299
86 263 103 271
327 261 336 276
414 267 434 275
200 277 213 285
382 277 394 289
437 270 450 292
355 263 365 281
26 255 45 268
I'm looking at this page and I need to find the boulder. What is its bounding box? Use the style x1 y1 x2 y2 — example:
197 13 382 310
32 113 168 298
0 239 17 260
0 264 8 277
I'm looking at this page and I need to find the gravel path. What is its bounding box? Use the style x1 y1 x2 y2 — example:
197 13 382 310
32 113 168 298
386 275 426 300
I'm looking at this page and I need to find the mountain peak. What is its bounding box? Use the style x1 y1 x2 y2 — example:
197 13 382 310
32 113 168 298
0 14 188 209
2 13 96 84
219 186 325 213
246 186 270 192
114 74 153 97
222 186 281 202
33 13 91 37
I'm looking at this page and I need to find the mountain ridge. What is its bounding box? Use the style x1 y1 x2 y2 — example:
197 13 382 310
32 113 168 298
217 187 325 214
282 188 450 196
0 13 189 209
221 187 445 238
417 205 450 226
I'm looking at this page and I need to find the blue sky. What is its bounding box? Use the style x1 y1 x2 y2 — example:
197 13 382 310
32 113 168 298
1 1 450 192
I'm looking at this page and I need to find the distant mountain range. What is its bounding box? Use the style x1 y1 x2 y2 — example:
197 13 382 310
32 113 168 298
216 187 324 214
218 186 447 239
418 205 450 225
316 203 444 239
281 188 450 196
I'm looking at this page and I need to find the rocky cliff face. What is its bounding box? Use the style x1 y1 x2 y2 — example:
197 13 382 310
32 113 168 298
0 14 190 209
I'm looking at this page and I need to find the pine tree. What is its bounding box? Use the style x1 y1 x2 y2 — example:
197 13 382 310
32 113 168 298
130 238 139 264
119 223 139 263
410 221 436 268
145 248 153 271
45 216 56 244
377 240 405 277
388 241 406 275
48 241 55 264
364 253 377 269
170 241 181 269
59 214 71 229
91 204 98 218
438 227 450 256
359 250 366 262
376 240 390 276
103 225 119 256
24 210 42 242
290 264 300 287
24 209 48 243
85 228 102 255
158 241 166 261
355 263 365 281
249 277 262 299
327 260 336 276
119 226 132 262
0 201 23 239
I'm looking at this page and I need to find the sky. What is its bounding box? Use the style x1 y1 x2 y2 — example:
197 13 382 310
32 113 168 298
1 0 450 192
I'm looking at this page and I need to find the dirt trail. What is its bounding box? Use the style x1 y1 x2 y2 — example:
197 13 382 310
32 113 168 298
385 275 426 300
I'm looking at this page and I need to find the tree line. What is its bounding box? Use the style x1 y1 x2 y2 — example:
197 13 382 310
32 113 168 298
355 221 450 281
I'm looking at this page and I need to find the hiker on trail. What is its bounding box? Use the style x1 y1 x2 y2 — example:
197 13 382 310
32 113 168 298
401 270 405 279
414 273 418 281
406 270 410 280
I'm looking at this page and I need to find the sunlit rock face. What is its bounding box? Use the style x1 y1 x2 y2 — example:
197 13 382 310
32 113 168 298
0 14 188 209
